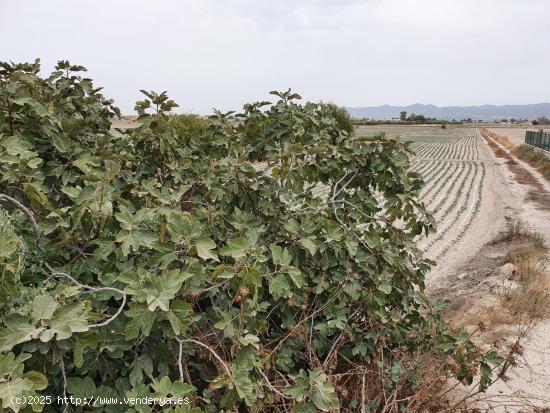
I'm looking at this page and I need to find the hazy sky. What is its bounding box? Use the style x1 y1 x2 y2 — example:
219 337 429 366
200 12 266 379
1 0 549 114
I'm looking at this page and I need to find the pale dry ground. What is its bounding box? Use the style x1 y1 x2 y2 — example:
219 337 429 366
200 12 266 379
471 133 550 411
478 129 550 247
419 129 550 411
406 129 509 284
392 124 550 410
356 123 474 142
111 118 139 129
488 126 550 146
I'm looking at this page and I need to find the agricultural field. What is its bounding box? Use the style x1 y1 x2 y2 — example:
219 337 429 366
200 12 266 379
3 0 550 410
392 126 550 405
488 126 549 146
356 126 499 283
358 125 550 284
355 124 473 142
411 132 484 264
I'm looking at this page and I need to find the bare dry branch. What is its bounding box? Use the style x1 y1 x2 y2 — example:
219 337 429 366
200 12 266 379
258 370 293 400
177 339 185 382
60 357 68 413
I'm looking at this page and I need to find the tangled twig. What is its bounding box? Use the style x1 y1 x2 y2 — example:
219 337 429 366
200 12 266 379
323 307 361 367
1 195 127 328
258 370 293 400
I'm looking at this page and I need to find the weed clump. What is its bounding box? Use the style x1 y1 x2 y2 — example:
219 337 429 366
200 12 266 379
514 144 550 181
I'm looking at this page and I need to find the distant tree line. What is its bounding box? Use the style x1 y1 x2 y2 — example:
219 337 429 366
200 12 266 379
533 116 550 125
353 110 462 126
353 112 543 126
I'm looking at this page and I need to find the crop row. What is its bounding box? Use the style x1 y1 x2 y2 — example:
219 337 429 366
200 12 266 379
422 161 482 254
413 142 447 158
435 162 486 259
421 161 464 205
412 159 444 182
418 161 459 199
409 132 486 261
430 162 473 219
412 137 479 161
427 163 483 255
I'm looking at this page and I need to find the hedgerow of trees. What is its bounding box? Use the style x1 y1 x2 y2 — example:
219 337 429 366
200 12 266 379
532 116 550 125
0 60 502 412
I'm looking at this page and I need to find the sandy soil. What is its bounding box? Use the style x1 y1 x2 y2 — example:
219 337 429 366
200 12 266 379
411 131 514 286
488 126 550 146
424 129 550 411
478 318 550 411
476 134 550 410
486 133 550 242
356 124 473 141
421 126 550 282
111 118 139 129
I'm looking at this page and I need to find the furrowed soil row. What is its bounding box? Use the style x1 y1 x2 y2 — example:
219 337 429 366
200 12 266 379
422 162 463 205
421 162 478 254
413 132 484 261
435 162 485 259
429 162 473 220
419 161 460 200
416 160 444 181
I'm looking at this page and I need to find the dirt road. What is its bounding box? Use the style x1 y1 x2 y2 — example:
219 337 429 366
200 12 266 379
425 128 550 411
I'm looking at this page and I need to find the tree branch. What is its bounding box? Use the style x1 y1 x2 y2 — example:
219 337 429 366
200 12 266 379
323 308 361 366
177 338 231 376
177 339 185 382
0 193 40 238
258 370 293 400
43 262 127 328
60 357 68 413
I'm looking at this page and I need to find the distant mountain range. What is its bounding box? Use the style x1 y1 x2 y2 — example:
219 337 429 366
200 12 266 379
347 103 550 121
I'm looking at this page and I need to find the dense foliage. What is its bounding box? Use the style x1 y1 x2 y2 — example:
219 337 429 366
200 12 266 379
322 104 355 136
169 114 208 144
0 60 501 412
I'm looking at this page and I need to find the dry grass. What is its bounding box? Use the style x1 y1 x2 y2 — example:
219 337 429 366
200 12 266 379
500 259 550 319
482 131 550 210
451 219 549 332
481 128 515 149
499 218 546 261
514 144 550 182
498 220 549 320
327 330 533 412
331 355 451 412
435 219 550 412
